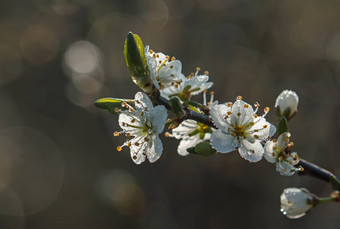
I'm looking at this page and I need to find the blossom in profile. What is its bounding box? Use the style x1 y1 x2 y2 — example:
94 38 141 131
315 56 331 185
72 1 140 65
280 188 314 219
145 46 185 91
264 132 301 176
210 96 276 162
114 92 167 164
161 67 213 100
169 91 216 156
275 90 299 119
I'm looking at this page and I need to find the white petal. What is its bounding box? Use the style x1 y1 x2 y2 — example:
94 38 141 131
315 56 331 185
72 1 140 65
177 136 201 156
276 161 296 176
238 140 264 162
210 103 230 130
172 120 198 139
250 119 276 140
135 92 153 109
277 132 291 151
118 113 143 136
210 129 238 153
264 141 276 163
129 144 146 165
147 135 163 163
149 105 167 134
230 100 254 126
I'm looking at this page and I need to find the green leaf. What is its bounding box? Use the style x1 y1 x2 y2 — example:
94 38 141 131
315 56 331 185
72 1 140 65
94 97 134 114
124 32 153 94
277 116 289 135
330 175 340 191
187 142 217 156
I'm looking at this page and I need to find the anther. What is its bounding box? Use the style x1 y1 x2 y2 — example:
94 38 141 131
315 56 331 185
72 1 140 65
204 70 209 75
227 102 232 107
117 146 122 151
210 91 215 95
164 132 170 137
237 95 243 100
134 142 140 146
203 89 207 93
171 57 176 61
254 135 259 139
125 133 131 137
227 111 232 115
133 155 137 160
144 137 149 142
166 55 170 60
170 65 174 69
196 67 201 71
264 107 270 112
273 139 277 142
131 118 136 123
254 114 258 118
237 112 241 116
244 104 249 108
127 142 132 147
263 125 268 128
113 132 119 136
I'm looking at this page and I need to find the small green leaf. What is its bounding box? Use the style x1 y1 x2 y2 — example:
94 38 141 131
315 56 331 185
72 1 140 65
277 116 289 135
168 96 185 118
94 97 134 114
330 175 340 191
187 142 217 156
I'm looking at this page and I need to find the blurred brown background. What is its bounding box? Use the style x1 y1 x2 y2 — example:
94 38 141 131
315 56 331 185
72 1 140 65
0 0 339 228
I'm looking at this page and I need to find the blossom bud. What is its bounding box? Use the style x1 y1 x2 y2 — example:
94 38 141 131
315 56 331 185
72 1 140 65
280 188 314 219
124 32 154 94
275 90 299 119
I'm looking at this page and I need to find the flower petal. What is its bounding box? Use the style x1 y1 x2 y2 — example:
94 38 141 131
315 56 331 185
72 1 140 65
172 120 198 139
238 140 264 162
230 99 254 126
177 135 201 156
210 129 238 153
210 103 230 130
135 92 153 109
149 105 167 134
264 141 276 163
147 135 163 163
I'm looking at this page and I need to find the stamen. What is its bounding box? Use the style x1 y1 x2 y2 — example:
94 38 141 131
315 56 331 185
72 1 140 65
196 67 201 71
113 132 119 136
244 104 249 108
227 102 233 107
117 146 122 151
237 95 243 100
133 155 137 160
171 57 176 61
204 70 209 75
164 132 170 137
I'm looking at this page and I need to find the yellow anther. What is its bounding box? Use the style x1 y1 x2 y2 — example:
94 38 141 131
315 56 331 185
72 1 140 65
244 104 249 108
203 89 207 93
204 70 209 75
127 142 132 147
264 107 270 112
116 146 122 151
190 72 194 76
159 60 162 64
237 95 243 100
156 54 159 58
196 67 201 71
227 111 232 115
131 118 136 123
126 133 131 137
263 125 267 128
129 108 134 112
300 167 304 172
237 112 241 116
210 91 215 95
285 137 289 142
254 114 258 118
164 132 170 137
134 142 140 146
254 135 259 139
166 55 170 60
282 168 287 172
171 57 176 61
170 65 174 69
133 155 137 160
273 139 277 142
148 49 153 54
122 102 127 107
113 132 119 136
227 102 232 107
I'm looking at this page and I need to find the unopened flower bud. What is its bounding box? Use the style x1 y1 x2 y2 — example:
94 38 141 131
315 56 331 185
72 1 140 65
280 188 314 219
275 90 299 119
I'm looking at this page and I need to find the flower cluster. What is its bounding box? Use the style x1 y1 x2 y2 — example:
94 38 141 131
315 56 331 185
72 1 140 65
96 33 340 221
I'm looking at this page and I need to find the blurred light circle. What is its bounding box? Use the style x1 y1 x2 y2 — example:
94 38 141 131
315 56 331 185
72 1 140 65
97 170 145 216
65 41 101 74
71 67 105 95
19 24 60 65
0 127 64 216
0 43 22 85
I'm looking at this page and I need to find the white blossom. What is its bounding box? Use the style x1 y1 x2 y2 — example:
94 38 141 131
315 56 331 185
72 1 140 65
161 67 213 100
170 91 216 156
280 188 314 219
145 46 185 90
264 132 301 176
210 96 276 162
114 92 167 164
275 90 299 118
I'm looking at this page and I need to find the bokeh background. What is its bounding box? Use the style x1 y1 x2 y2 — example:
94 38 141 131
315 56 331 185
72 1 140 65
0 0 339 228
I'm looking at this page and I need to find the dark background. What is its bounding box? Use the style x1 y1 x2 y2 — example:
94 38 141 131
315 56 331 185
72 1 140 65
0 0 339 228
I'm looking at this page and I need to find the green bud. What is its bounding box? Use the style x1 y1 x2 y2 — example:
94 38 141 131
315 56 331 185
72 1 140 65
94 97 134 114
277 116 289 135
124 32 153 94
186 142 217 156
168 96 185 119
